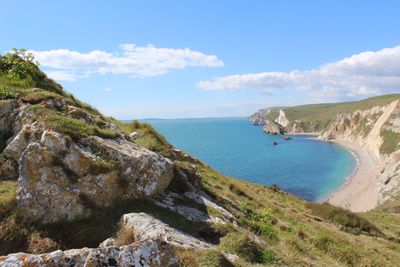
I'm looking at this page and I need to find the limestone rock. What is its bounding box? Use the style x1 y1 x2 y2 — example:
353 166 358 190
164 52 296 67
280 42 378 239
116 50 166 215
16 131 174 223
264 121 285 135
122 212 211 249
3 124 42 161
0 99 17 131
0 238 179 267
275 109 289 127
129 131 141 140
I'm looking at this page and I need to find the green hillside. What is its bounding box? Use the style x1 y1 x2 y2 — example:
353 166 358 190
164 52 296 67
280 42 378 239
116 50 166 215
283 94 400 122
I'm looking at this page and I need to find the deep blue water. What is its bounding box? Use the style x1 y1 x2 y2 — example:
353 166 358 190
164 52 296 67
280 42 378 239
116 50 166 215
146 118 355 202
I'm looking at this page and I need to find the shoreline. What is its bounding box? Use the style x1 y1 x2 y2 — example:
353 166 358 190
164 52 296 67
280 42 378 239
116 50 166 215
324 139 381 212
286 132 320 136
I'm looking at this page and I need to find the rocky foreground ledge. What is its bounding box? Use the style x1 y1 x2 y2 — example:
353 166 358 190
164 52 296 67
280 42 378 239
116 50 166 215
0 238 178 267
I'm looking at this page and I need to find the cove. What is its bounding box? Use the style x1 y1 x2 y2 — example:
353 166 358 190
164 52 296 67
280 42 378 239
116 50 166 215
146 117 355 202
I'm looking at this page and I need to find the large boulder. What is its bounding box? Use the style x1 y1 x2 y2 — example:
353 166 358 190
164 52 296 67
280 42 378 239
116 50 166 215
0 238 179 267
263 121 285 135
17 130 174 223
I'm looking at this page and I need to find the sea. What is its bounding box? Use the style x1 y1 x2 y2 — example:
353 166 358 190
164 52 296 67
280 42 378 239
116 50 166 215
145 117 355 202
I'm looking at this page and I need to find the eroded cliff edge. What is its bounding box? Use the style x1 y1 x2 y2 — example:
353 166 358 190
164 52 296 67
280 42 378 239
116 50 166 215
249 95 400 207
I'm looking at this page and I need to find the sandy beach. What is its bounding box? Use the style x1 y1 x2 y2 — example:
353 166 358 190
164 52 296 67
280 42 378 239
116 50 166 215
326 140 381 212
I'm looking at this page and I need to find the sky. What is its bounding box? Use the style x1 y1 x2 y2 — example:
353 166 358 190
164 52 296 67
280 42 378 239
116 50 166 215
1 0 400 119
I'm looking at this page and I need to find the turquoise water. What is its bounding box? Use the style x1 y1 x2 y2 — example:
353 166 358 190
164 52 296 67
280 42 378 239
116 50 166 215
146 117 355 202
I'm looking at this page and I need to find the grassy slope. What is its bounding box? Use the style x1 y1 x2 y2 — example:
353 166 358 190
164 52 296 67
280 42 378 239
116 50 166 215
1 57 400 266
283 94 400 122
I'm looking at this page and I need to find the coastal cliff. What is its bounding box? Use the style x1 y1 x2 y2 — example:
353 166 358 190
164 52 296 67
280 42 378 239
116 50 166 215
250 95 400 206
2 52 400 266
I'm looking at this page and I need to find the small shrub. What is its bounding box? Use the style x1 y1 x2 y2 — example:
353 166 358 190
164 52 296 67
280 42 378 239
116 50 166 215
235 236 274 264
222 233 275 264
315 235 334 252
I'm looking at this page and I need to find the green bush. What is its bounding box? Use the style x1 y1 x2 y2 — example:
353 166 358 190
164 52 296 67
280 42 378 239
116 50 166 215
0 86 17 100
0 49 65 96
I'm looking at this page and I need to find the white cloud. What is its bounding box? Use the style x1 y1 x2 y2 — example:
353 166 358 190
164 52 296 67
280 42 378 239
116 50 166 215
198 46 400 101
103 87 112 92
31 44 224 80
45 70 79 81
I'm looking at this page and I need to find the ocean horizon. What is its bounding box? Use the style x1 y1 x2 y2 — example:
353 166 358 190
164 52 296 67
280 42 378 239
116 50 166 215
145 117 356 202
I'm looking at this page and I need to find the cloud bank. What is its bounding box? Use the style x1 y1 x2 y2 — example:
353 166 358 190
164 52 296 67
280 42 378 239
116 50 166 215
198 46 400 101
31 44 224 81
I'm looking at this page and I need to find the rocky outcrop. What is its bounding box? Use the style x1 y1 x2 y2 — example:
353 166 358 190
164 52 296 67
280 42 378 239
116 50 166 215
0 99 18 132
249 108 288 126
275 109 289 127
264 121 285 135
15 130 174 223
122 212 211 249
0 238 179 267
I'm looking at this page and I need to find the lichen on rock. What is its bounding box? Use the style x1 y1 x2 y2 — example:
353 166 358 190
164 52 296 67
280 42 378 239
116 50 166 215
15 129 174 223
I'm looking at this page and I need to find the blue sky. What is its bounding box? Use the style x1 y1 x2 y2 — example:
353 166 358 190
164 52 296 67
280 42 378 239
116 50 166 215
1 0 400 119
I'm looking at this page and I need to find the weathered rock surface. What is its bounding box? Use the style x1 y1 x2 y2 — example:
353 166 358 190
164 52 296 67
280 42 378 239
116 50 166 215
0 238 179 267
122 212 211 249
320 100 400 205
154 191 235 224
248 108 288 126
263 121 285 135
129 131 141 140
16 130 174 223
0 99 18 131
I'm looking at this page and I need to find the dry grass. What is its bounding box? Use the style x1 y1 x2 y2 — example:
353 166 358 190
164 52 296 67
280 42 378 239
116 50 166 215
114 227 136 247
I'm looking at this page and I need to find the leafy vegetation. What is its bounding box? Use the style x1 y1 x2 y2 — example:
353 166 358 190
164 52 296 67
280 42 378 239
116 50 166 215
0 87 17 100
